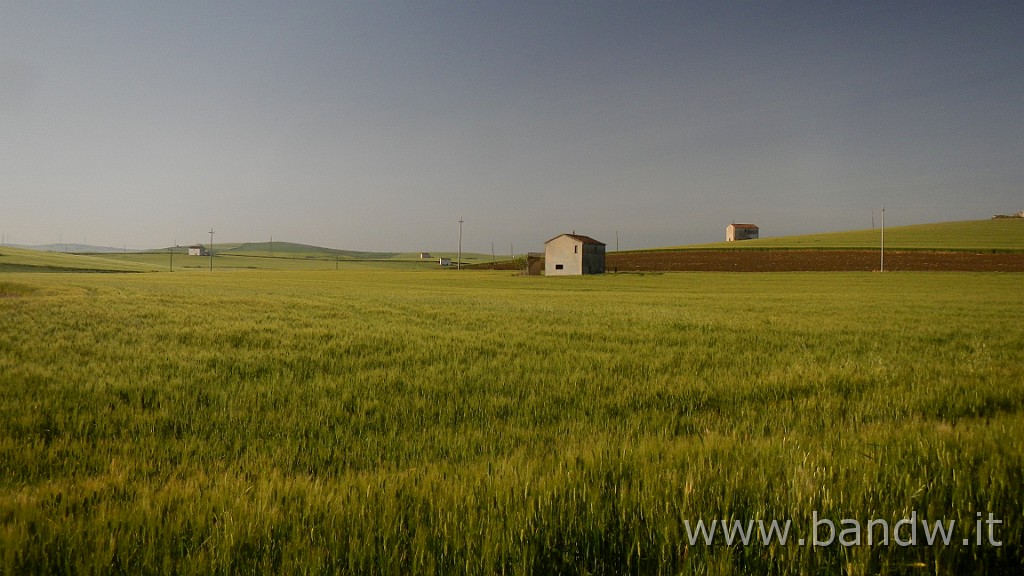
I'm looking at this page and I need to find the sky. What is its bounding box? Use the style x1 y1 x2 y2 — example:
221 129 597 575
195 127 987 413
2 1 1021 252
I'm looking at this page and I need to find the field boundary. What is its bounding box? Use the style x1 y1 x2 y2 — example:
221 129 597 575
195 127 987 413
473 250 1024 272
615 246 1024 254
605 250 1024 272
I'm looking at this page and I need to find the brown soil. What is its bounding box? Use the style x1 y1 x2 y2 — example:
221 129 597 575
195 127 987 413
604 250 1024 272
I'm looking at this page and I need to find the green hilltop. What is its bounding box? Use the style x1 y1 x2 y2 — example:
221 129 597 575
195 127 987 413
655 219 1024 252
221 242 401 260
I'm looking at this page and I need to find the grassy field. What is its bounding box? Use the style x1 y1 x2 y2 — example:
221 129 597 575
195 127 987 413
0 246 162 273
1 269 1021 574
656 219 1024 252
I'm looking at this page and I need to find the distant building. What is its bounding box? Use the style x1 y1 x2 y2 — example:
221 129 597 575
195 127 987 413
188 244 208 256
419 252 432 259
726 223 759 241
439 257 452 267
544 233 606 276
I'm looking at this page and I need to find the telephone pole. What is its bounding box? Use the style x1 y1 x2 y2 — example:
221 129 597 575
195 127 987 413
209 228 215 271
879 206 885 272
457 217 464 270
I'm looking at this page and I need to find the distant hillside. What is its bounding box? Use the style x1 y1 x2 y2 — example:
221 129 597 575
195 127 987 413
223 242 401 260
652 219 1024 253
13 243 140 254
107 242 494 270
217 242 493 263
0 246 160 272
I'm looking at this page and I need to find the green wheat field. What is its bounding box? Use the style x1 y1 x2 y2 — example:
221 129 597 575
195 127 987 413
2 268 1022 574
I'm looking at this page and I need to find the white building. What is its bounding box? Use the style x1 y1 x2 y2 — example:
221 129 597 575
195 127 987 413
188 245 208 256
544 233 606 276
726 223 759 241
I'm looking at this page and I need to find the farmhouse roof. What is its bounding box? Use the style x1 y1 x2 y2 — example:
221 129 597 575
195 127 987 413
729 223 759 229
544 233 606 245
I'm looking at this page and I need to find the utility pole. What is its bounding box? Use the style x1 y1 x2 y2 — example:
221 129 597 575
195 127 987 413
616 230 619 252
491 242 494 263
458 217 463 270
880 205 885 272
209 228 215 271
169 244 173 272
270 235 273 258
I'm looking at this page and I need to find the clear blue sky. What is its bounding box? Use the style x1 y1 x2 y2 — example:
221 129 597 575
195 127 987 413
2 1 1021 251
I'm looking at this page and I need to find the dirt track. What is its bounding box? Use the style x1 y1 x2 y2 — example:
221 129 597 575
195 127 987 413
605 250 1024 272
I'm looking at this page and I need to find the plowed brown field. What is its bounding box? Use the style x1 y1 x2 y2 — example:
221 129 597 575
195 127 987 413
605 250 1024 272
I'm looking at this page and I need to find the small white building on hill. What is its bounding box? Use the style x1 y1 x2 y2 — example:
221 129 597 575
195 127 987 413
726 223 759 241
188 245 208 256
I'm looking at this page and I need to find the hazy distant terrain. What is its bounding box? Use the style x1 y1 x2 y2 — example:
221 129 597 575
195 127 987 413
5 219 1021 274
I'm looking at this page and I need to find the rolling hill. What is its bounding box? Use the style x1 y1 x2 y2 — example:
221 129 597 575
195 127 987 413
473 219 1024 272
82 242 496 271
14 219 1018 274
654 219 1024 252
0 246 161 272
12 243 140 254
220 242 401 260
600 219 1024 272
